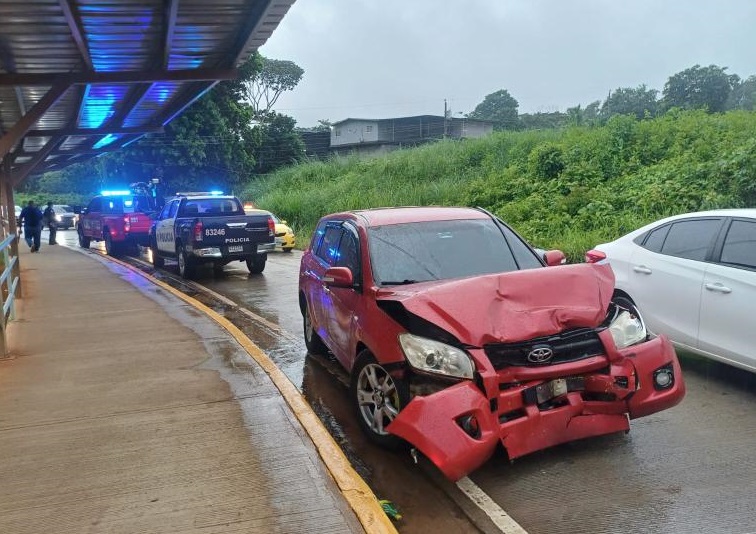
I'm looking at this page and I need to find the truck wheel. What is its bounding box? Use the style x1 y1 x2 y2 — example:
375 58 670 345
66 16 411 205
177 244 195 279
103 230 120 257
78 226 90 248
246 254 267 274
150 237 164 268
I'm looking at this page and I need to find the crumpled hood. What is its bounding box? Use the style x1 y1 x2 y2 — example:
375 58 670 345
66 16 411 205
375 263 615 346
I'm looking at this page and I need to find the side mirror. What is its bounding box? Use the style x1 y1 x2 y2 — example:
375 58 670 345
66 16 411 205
544 250 567 266
323 266 354 288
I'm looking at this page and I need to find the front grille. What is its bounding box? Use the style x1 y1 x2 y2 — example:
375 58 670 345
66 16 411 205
484 328 604 369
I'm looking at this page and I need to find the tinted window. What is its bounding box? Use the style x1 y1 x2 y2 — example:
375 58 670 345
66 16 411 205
178 198 243 217
315 225 343 266
720 220 756 269
368 218 526 285
167 200 180 218
336 228 360 275
311 220 328 251
87 197 102 212
101 195 151 214
660 219 721 261
498 223 542 270
642 224 671 253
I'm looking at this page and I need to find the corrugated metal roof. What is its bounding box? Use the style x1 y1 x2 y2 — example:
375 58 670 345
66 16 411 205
0 0 295 183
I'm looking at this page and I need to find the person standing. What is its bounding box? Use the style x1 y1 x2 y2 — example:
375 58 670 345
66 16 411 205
18 200 43 252
43 201 57 245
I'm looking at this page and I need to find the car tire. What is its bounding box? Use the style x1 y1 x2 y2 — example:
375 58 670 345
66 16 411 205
78 226 90 248
177 244 195 279
150 238 164 268
303 304 328 354
246 254 267 274
612 294 648 334
350 350 409 449
103 230 120 257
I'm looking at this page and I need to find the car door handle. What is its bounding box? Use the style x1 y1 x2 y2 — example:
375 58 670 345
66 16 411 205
633 265 652 274
705 282 732 294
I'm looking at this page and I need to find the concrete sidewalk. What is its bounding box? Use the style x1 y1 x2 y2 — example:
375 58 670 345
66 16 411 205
0 243 367 533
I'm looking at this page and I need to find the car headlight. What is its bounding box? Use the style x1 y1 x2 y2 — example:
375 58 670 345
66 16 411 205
608 308 647 349
399 333 474 379
55 215 62 222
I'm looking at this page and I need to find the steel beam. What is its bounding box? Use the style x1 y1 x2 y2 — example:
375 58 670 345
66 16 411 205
59 0 94 71
25 126 163 137
12 137 65 186
0 69 238 87
0 83 70 161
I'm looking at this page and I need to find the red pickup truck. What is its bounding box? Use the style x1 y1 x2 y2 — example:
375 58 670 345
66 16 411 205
77 191 154 256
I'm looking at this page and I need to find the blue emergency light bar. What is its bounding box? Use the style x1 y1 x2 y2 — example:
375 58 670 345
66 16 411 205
101 190 131 196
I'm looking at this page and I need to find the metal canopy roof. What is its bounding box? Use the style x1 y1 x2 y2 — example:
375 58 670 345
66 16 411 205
0 0 295 185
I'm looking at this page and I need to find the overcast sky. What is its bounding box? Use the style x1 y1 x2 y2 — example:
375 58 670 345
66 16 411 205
260 0 756 127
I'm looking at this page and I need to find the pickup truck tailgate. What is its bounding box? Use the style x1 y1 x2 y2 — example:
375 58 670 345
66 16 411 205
198 214 273 253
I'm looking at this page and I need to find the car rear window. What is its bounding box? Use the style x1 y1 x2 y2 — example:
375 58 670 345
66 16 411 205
368 218 540 284
178 198 243 216
103 196 152 214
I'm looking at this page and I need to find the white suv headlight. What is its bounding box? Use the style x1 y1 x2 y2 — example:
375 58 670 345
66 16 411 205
609 308 647 349
399 333 474 379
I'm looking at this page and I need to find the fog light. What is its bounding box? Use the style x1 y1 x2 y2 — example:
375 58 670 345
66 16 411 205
653 365 674 390
458 414 481 439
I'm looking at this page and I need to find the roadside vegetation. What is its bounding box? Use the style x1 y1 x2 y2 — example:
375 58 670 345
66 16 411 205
244 109 756 261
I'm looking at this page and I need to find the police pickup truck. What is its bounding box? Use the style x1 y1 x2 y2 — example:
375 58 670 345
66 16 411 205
149 192 274 278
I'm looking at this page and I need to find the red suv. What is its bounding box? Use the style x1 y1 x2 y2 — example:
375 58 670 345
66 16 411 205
299 207 685 481
78 191 154 256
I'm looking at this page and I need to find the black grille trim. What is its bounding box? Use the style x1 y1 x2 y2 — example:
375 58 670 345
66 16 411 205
484 328 604 369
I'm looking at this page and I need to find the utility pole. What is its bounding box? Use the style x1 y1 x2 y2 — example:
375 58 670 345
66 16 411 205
444 99 448 138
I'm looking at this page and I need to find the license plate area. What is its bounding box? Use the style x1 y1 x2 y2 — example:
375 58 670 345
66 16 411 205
227 245 244 253
522 377 585 405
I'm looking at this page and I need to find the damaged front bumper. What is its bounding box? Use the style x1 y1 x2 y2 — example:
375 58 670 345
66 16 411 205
387 334 685 481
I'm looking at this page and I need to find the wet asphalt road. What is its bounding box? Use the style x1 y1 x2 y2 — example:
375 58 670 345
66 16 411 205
58 229 756 534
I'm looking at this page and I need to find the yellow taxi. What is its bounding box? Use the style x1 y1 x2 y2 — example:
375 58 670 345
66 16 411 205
244 206 295 252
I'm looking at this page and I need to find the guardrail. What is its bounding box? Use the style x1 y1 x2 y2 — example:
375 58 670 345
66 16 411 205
0 233 19 357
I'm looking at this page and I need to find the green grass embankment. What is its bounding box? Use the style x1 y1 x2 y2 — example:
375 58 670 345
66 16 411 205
242 109 756 261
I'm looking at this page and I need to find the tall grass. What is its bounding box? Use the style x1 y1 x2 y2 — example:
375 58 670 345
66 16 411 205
242 110 756 261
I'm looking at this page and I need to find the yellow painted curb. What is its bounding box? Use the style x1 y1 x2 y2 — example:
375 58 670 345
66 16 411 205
104 256 398 534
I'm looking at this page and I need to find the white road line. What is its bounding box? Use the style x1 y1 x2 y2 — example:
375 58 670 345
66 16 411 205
456 477 529 534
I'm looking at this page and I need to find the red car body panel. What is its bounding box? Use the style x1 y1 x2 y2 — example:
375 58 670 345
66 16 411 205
300 208 686 481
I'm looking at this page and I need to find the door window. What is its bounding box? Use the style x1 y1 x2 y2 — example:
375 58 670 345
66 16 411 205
167 200 180 218
87 197 102 212
719 219 756 270
641 224 671 253
336 227 360 276
660 219 722 261
315 225 343 266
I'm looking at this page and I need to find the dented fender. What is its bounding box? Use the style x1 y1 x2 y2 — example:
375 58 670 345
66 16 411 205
386 381 498 481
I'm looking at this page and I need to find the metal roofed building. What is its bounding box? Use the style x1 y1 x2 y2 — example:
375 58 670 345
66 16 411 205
329 115 493 157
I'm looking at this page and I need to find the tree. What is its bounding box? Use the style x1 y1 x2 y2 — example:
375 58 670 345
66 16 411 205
252 112 305 174
726 75 756 111
519 111 568 130
662 64 738 113
600 85 658 120
468 89 519 130
243 56 304 123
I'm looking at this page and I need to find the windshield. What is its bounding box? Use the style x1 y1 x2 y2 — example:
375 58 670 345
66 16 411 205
54 205 73 213
368 218 542 285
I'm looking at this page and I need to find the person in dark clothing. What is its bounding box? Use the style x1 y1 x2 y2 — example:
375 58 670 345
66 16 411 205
43 201 57 245
18 200 43 252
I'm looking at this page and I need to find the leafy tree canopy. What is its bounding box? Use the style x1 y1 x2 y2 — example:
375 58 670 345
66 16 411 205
468 89 520 130
662 64 738 113
601 85 659 120
243 57 304 122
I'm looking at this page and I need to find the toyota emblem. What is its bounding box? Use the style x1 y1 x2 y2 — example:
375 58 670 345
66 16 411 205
527 345 554 364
